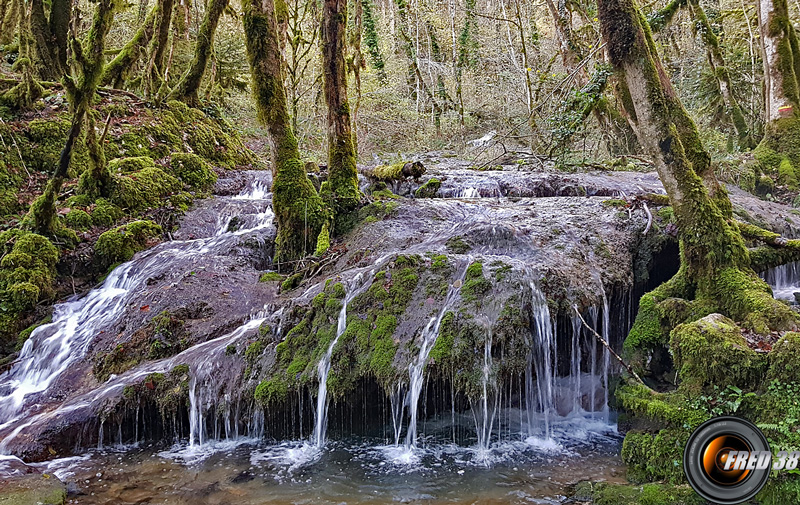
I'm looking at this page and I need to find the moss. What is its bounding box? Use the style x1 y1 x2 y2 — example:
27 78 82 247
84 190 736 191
445 235 471 254
254 377 289 405
778 157 799 189
592 482 703 505
358 200 399 222
244 340 264 362
90 198 124 227
108 156 156 174
670 314 766 391
169 152 218 191
414 177 441 198
281 272 304 291
756 174 776 196
65 209 93 231
259 271 283 282
314 222 330 256
601 198 628 208
768 332 800 383
370 161 425 181
109 166 183 210
94 220 162 268
621 429 690 484
0 231 58 317
462 261 491 303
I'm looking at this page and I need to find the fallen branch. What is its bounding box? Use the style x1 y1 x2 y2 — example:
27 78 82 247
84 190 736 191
573 305 645 385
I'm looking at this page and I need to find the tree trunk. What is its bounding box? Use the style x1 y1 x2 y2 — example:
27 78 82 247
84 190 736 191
27 0 118 235
243 0 326 265
145 0 176 96
322 0 360 234
29 0 62 80
169 0 228 105
1 0 43 109
754 0 800 180
48 0 70 73
596 0 796 356
101 3 159 87
361 0 385 79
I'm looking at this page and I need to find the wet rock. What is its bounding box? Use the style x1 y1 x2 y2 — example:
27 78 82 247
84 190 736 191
0 465 67 505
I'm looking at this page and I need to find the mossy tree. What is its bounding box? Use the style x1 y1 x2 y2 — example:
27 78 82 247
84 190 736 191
25 0 120 235
169 0 229 105
1 0 43 109
101 0 174 91
648 0 753 148
27 0 69 80
243 0 326 264
596 0 799 364
754 0 800 177
322 0 361 234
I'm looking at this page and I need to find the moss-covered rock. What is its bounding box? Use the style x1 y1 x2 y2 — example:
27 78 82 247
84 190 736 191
591 481 704 505
169 152 218 190
0 230 58 314
65 208 93 231
368 161 425 181
90 198 124 227
109 166 182 210
94 220 162 268
768 332 800 383
108 156 157 174
670 313 766 391
414 177 441 198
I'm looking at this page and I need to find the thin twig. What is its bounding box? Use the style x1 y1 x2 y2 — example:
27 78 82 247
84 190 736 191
573 305 645 384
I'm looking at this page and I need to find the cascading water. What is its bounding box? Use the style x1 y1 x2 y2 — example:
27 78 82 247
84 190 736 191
312 272 372 448
403 262 469 450
472 322 497 454
762 261 800 301
525 280 556 439
0 172 275 434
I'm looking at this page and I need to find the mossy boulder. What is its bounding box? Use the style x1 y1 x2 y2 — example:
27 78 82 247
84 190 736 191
95 220 162 268
0 230 58 313
108 156 157 174
169 152 218 191
768 332 800 383
65 209 93 231
368 161 425 181
414 177 441 198
109 166 182 210
0 472 67 505
670 314 766 391
90 198 124 227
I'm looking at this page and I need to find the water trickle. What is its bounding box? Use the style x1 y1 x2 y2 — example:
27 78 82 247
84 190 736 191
312 272 372 449
525 280 556 439
403 262 469 450
472 321 497 455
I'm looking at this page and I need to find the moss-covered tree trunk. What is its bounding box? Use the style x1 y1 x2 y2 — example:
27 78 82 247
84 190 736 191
48 0 70 73
686 0 752 148
144 0 175 96
28 0 63 80
243 0 326 265
322 0 360 235
169 0 228 105
596 0 796 365
101 3 159 87
1 0 44 109
754 0 800 180
27 0 119 235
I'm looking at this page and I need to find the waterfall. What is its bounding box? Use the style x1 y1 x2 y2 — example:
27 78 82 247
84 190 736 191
403 263 469 449
312 269 378 449
761 261 800 301
525 281 556 439
0 172 274 432
472 323 497 453
600 288 611 422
